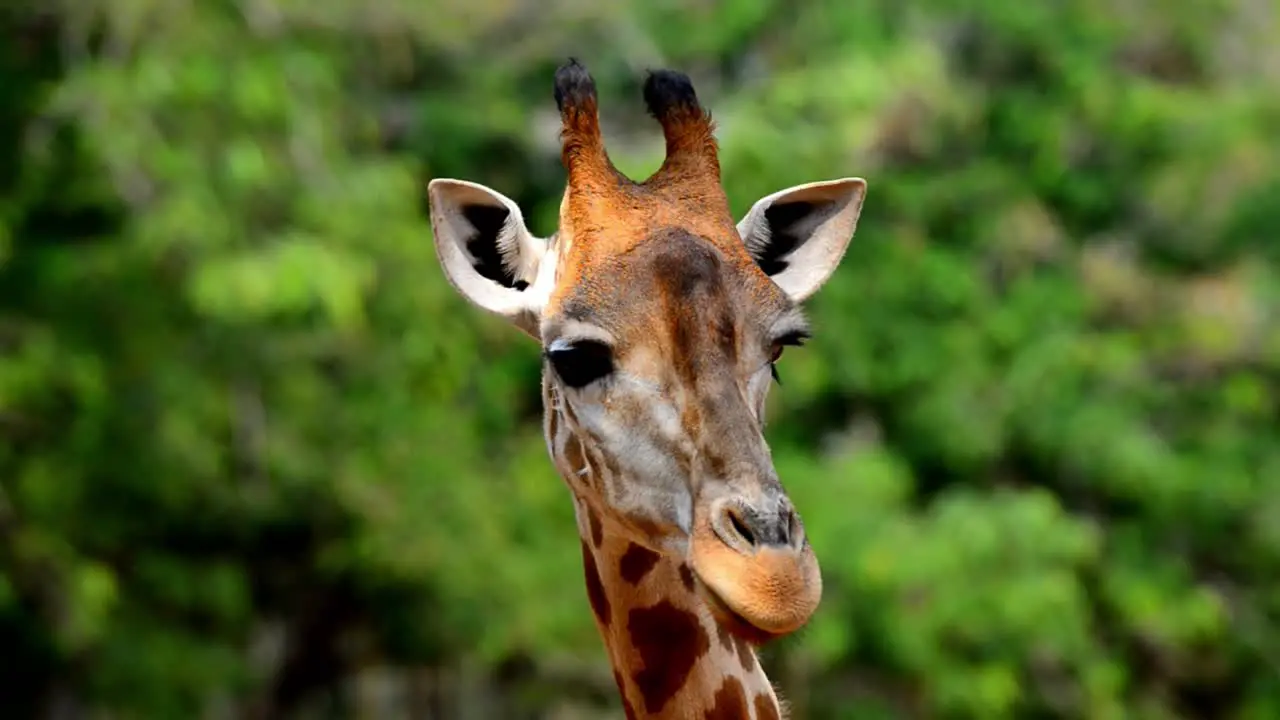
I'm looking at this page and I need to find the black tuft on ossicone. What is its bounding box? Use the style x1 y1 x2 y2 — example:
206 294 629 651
554 58 597 113
642 68 702 119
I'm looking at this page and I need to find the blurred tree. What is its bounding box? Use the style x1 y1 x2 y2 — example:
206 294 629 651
0 0 1277 718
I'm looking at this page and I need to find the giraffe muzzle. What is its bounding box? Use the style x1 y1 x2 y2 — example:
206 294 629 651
688 494 823 641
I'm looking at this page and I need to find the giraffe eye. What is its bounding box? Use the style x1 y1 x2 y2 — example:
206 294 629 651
768 329 810 385
770 330 809 360
546 339 614 389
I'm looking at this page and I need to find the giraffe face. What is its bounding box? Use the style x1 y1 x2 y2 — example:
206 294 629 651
540 226 825 638
426 60 867 644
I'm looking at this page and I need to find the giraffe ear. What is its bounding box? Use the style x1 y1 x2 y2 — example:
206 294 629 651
428 179 553 339
737 178 867 303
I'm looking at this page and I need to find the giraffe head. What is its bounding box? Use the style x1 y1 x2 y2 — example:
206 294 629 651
428 60 865 645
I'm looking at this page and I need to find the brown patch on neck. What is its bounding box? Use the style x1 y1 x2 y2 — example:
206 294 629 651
704 677 749 720
734 635 755 673
586 505 604 547
619 542 662 585
581 541 611 626
755 693 782 720
678 563 697 592
711 617 757 673
613 670 640 720
627 600 711 715
714 620 734 654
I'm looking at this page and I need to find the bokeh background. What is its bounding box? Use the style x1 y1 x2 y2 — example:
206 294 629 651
2 1 1279 718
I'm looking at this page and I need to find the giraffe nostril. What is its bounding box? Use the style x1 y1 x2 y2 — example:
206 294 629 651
786 504 805 549
728 509 756 547
712 499 802 553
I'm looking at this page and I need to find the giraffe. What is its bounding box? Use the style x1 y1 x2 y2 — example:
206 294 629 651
426 59 867 719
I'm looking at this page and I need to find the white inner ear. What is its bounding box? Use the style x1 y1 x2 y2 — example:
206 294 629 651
737 177 867 303
428 178 552 338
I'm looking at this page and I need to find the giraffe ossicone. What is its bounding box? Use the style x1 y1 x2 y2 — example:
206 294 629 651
428 58 867 719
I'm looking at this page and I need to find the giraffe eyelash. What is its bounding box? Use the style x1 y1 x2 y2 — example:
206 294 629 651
768 329 810 386
774 329 811 348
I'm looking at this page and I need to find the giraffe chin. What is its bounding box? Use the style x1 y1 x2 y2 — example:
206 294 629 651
688 520 823 644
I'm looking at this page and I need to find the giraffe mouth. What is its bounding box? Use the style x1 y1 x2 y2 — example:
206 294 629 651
692 573 788 646
689 515 823 641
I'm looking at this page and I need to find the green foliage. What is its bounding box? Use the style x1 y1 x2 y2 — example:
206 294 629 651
1 0 1278 717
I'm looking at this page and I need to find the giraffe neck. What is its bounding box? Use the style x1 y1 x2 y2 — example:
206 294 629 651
542 378 785 719
580 524 784 719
